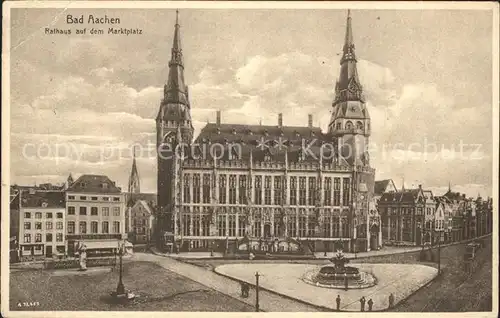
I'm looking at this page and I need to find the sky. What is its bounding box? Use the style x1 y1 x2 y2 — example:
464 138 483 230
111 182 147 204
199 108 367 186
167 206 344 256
8 7 495 198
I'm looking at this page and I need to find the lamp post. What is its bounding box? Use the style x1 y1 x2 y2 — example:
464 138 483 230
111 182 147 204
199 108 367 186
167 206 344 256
255 272 260 312
116 240 125 295
432 220 441 275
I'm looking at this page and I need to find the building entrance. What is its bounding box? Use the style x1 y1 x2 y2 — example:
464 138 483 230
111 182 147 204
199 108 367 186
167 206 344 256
370 224 379 250
263 223 271 238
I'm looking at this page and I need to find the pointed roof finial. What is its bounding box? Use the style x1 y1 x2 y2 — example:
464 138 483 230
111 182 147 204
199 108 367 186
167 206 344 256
344 9 354 52
448 181 451 192
401 177 405 192
164 9 188 106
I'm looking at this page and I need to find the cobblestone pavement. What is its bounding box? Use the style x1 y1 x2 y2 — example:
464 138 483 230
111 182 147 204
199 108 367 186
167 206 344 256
134 253 323 312
392 236 493 312
9 261 255 312
215 262 437 311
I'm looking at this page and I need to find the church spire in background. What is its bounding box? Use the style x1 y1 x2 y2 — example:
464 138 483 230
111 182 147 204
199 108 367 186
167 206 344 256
128 146 140 194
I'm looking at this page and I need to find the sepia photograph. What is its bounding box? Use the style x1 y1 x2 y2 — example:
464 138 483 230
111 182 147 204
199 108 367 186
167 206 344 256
1 1 498 317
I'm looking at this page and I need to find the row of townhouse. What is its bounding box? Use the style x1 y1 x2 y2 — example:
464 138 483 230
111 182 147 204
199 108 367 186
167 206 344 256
10 174 130 262
375 181 493 246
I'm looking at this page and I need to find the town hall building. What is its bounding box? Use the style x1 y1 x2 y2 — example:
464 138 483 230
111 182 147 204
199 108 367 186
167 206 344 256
155 10 381 253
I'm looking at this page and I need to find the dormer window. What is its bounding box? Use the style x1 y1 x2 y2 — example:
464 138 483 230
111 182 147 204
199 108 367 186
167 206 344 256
41 202 48 208
232 128 236 135
356 121 363 130
102 183 108 189
345 121 353 130
81 182 86 188
336 123 341 130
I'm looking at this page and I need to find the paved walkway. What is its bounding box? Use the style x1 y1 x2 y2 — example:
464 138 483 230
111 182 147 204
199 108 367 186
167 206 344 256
159 246 422 260
314 246 422 259
133 252 321 312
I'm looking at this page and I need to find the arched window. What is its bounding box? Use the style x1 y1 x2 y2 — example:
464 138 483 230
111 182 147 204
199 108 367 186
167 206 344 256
345 121 353 130
356 121 363 130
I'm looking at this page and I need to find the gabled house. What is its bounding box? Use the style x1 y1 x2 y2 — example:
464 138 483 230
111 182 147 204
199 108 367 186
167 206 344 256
378 185 433 246
129 200 156 244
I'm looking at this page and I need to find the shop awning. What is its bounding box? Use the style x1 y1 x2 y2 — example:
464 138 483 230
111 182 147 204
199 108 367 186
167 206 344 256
83 240 121 250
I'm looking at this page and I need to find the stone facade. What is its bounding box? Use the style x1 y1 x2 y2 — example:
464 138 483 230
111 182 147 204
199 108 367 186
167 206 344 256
155 11 379 253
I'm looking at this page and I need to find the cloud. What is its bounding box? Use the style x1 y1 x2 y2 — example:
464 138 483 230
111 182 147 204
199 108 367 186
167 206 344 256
9 46 492 196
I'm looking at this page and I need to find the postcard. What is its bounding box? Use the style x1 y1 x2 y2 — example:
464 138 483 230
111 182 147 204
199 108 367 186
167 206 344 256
2 1 498 317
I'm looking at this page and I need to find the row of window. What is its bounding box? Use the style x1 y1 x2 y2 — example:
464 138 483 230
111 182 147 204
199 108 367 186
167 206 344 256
24 221 63 230
24 233 63 243
67 195 120 202
67 221 120 234
391 219 413 229
67 206 120 216
132 219 149 226
134 227 150 235
174 215 351 238
183 174 351 206
426 220 446 230
24 212 63 219
180 206 350 217
334 120 366 131
383 207 434 215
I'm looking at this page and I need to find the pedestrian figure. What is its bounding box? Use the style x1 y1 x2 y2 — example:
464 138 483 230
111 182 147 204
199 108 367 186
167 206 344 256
389 293 395 308
368 298 373 311
240 281 248 298
336 295 341 311
360 296 366 312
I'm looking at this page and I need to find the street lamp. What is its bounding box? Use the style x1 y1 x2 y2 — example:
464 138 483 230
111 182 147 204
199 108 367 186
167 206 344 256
116 240 125 295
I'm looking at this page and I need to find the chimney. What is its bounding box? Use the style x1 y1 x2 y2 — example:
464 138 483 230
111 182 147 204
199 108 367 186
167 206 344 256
278 113 283 127
216 111 221 126
308 114 313 128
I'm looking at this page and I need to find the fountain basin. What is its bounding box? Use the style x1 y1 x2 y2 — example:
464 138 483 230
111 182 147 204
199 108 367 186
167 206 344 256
302 265 377 289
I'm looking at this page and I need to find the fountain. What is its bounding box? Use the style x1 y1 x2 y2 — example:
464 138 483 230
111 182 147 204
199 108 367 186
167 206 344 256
302 250 376 289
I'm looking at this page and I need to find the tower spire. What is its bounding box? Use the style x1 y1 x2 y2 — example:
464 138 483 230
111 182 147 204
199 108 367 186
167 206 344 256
344 9 354 56
128 145 140 194
164 9 188 106
333 9 364 105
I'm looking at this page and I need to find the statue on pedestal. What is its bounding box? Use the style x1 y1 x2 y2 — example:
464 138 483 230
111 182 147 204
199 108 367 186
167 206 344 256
77 241 87 271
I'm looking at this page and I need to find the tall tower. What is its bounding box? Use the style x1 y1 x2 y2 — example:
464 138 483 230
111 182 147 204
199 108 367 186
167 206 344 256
328 10 371 167
156 10 194 237
128 147 140 194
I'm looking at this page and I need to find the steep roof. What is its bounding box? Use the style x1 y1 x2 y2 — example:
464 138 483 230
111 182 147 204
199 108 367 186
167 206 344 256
444 190 466 201
374 179 394 196
188 123 348 163
194 123 326 144
379 189 421 204
68 174 122 194
20 190 65 208
133 200 154 215
126 192 157 207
